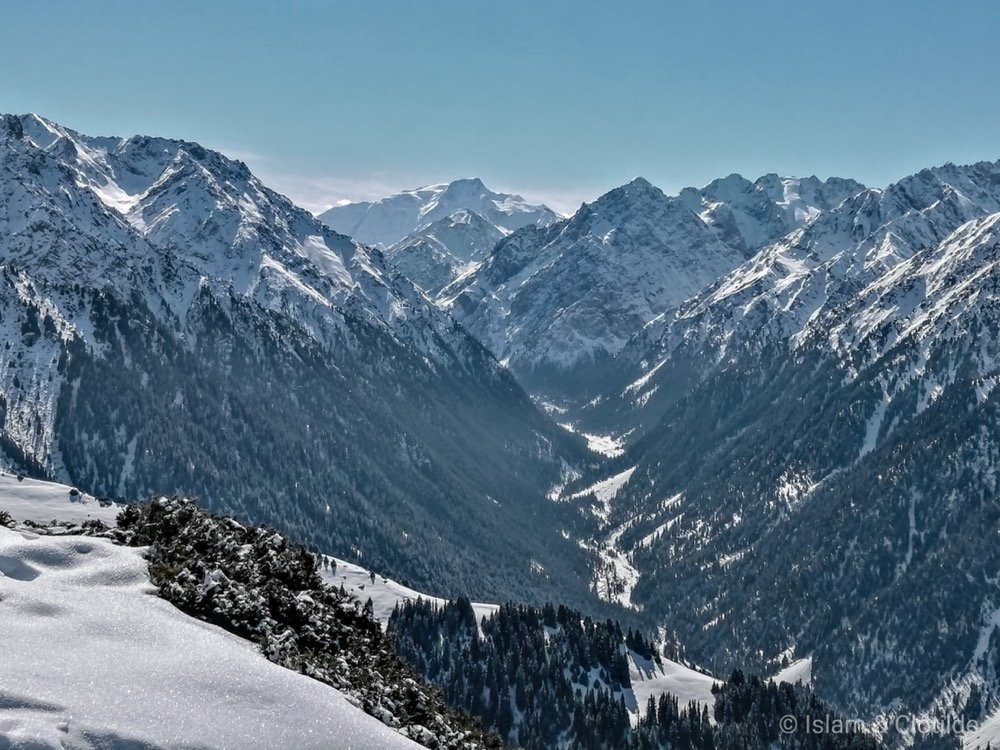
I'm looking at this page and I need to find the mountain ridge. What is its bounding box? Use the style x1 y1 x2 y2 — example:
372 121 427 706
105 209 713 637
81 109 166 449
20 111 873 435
564 157 1000 730
0 112 597 607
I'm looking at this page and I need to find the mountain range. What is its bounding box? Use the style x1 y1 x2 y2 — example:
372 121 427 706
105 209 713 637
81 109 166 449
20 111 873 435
587 160 1000 723
0 113 596 607
4 111 1000 747
330 157 1000 738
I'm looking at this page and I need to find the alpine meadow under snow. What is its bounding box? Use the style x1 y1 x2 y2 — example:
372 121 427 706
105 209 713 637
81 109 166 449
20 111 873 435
2 108 1000 750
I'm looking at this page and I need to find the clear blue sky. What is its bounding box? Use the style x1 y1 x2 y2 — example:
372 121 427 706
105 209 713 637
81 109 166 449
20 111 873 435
3 1 999 214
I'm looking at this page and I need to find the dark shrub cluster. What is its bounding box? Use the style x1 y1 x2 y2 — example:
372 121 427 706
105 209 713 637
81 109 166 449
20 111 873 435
117 498 502 750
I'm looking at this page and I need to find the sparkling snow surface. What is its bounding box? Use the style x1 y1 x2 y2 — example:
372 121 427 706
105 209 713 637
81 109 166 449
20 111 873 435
0 526 421 750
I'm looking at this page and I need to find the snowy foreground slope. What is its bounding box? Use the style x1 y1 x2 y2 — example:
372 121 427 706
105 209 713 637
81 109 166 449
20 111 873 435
965 714 1000 749
0 475 730 747
0 471 121 525
0 526 420 750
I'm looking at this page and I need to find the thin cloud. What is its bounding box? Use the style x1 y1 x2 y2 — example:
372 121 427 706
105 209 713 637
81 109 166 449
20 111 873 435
247 170 418 215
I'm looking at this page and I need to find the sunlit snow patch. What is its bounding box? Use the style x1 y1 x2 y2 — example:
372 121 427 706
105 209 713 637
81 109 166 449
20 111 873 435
557 421 627 458
569 466 637 519
628 652 719 722
770 656 813 686
321 555 497 627
0 471 122 526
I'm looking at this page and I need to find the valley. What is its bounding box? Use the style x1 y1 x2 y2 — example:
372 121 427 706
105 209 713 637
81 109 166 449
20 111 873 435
2 112 999 748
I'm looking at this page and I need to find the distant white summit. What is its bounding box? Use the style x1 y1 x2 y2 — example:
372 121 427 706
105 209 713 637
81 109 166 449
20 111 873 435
318 177 559 250
319 178 559 295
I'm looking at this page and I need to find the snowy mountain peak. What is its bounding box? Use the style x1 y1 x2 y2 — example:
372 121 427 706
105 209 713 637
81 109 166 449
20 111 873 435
319 177 558 249
385 209 508 296
677 171 866 255
0 112 489 357
444 176 746 379
700 172 756 198
623 160 1000 416
441 170 873 402
435 175 488 197
568 177 679 233
601 176 666 204
622 175 658 192
418 178 494 223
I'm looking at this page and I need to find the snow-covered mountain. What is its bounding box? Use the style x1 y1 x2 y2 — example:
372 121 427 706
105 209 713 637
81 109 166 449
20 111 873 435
11 113 462 350
320 178 559 296
619 160 1000 421
319 177 558 249
677 173 865 256
565 159 1000 731
0 113 594 606
440 173 864 407
442 177 747 393
384 208 507 296
9 109 1000 745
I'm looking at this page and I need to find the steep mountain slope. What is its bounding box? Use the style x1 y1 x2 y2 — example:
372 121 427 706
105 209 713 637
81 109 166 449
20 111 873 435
571 160 1000 725
442 178 747 396
319 177 558 249
0 113 594 605
441 174 862 406
677 173 865 256
385 209 506 296
612 161 1000 428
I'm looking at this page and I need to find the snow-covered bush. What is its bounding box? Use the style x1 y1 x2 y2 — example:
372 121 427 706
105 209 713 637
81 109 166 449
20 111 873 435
116 497 501 750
